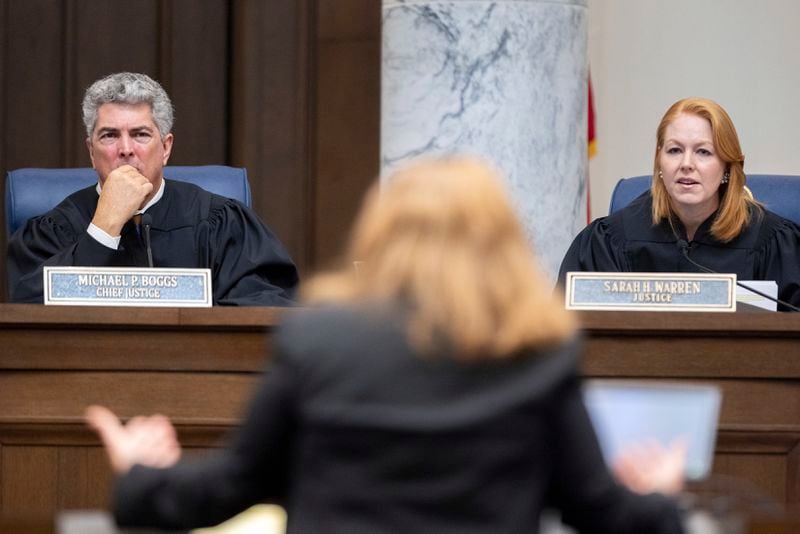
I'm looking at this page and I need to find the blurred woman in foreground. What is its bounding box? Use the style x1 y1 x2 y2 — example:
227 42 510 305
87 157 685 533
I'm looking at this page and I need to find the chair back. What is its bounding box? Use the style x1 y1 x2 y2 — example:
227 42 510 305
5 165 251 238
609 174 800 225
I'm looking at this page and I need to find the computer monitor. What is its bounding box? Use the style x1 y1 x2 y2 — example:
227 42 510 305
582 380 721 480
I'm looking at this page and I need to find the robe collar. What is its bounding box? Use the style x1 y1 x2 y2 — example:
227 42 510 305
668 210 718 244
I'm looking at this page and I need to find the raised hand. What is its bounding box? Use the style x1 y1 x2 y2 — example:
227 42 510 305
91 165 154 236
612 438 687 496
85 405 182 474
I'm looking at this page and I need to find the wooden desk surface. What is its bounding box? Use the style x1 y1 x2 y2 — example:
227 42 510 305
2 304 800 517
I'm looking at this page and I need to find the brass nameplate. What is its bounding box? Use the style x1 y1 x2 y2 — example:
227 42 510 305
565 272 736 312
44 266 212 307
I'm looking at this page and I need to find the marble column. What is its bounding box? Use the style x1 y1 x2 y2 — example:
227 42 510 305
382 0 588 279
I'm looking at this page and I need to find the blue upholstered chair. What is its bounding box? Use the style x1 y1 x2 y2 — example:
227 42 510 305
609 174 800 225
5 165 251 238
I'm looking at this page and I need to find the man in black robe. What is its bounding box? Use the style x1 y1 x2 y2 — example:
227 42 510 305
7 72 298 306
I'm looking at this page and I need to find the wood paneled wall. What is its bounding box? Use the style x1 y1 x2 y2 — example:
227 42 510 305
314 1 382 265
0 0 381 299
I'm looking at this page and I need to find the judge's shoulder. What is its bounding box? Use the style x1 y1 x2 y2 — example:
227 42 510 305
580 191 653 239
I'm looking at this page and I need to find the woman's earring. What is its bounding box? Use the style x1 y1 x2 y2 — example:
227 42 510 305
721 172 730 184
658 170 663 179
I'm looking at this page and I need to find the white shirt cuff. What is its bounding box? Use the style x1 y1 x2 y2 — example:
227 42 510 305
87 223 121 250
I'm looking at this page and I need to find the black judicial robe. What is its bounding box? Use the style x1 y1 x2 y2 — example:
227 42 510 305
558 193 800 311
8 179 299 306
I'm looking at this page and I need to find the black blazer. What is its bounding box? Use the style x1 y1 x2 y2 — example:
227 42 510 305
113 304 683 533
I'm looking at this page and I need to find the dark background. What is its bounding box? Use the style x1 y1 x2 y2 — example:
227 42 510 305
0 0 381 300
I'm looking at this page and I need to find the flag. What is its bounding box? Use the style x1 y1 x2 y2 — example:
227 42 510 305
587 75 596 222
588 76 597 158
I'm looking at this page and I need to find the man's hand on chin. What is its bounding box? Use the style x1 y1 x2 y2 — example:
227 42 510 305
92 165 154 237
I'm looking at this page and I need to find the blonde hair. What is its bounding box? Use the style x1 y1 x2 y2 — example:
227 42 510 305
303 156 576 359
651 97 760 241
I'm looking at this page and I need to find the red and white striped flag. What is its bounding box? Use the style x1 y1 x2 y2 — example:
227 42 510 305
587 75 596 222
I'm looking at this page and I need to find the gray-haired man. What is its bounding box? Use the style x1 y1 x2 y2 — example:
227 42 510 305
8 72 298 305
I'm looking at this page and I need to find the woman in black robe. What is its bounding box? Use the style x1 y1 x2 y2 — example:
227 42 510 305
559 97 800 311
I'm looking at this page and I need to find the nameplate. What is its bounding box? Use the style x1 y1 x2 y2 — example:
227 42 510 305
43 267 212 307
565 272 737 312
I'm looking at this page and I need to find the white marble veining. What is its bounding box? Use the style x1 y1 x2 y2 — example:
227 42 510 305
382 0 587 279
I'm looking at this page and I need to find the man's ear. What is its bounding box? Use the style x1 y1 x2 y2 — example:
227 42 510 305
86 137 96 169
161 133 174 166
